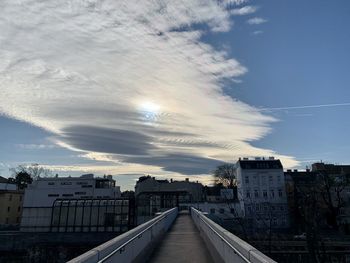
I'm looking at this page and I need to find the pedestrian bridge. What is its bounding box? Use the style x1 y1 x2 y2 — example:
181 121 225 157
68 207 276 263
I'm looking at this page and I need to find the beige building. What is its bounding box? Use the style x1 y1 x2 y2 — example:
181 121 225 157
0 190 24 226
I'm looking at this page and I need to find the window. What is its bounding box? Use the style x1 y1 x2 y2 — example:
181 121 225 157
246 191 250 198
254 190 259 198
62 194 73 197
61 182 72 185
219 208 224 214
48 194 59 197
81 196 93 199
270 190 275 198
104 213 115 227
210 208 215 214
247 206 252 215
76 181 88 185
278 189 283 197
277 176 281 183
261 175 266 185
19 196 22 202
273 218 277 226
245 176 249 184
257 163 269 169
5 218 9 224
48 182 55 185
7 207 10 212
269 176 273 183
9 195 12 201
95 179 113 189
263 191 268 198
16 217 20 223
230 208 235 214
75 192 86 195
82 185 93 188
17 206 21 212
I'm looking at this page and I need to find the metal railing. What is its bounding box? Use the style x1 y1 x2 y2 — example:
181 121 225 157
191 207 276 263
68 207 178 263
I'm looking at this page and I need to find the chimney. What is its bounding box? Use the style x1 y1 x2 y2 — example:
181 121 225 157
185 178 189 182
170 178 173 183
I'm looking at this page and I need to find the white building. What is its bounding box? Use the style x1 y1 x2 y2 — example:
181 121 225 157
21 174 121 232
236 157 289 228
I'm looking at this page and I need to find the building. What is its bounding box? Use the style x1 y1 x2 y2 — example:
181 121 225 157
312 162 350 176
0 176 24 228
21 174 122 232
286 163 350 234
135 176 204 218
0 176 17 191
312 163 350 232
236 157 289 229
284 169 318 232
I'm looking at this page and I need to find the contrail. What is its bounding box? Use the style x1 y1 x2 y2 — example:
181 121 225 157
260 102 350 111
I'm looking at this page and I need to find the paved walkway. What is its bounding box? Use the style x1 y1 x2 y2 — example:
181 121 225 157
148 211 214 263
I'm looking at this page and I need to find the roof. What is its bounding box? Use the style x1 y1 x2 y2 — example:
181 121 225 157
237 159 283 170
0 176 9 183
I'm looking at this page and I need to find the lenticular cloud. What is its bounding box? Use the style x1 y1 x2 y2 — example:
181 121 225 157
0 0 298 175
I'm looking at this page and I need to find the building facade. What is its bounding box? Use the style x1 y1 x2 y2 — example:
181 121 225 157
236 157 289 229
21 174 121 232
135 176 204 219
0 177 24 228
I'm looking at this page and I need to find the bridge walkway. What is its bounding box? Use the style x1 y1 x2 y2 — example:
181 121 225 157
148 210 214 263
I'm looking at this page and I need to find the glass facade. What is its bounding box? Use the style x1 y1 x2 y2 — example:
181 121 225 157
50 198 134 232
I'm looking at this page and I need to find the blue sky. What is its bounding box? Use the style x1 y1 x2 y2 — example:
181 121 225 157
1 0 350 190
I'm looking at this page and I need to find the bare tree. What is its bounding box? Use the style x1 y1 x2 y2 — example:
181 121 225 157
213 163 236 188
294 172 347 263
317 172 346 230
221 192 249 240
10 164 52 188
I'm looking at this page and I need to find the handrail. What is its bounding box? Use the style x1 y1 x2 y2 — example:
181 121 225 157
191 207 257 263
97 208 176 263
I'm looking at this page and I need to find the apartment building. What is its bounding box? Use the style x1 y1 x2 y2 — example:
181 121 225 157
236 157 289 228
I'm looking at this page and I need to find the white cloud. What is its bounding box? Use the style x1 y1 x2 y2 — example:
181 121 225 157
252 30 263 35
16 144 57 150
231 6 258 16
247 17 268 25
0 0 297 179
221 0 249 7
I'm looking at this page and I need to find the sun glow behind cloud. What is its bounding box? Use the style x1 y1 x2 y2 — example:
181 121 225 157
0 0 298 183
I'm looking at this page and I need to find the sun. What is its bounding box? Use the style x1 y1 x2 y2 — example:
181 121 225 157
139 101 160 114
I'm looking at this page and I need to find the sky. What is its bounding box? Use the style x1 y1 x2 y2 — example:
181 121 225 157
1 0 350 190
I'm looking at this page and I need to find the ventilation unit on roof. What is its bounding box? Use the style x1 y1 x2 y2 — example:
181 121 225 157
269 157 275 160
255 157 261 160
243 157 249 160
